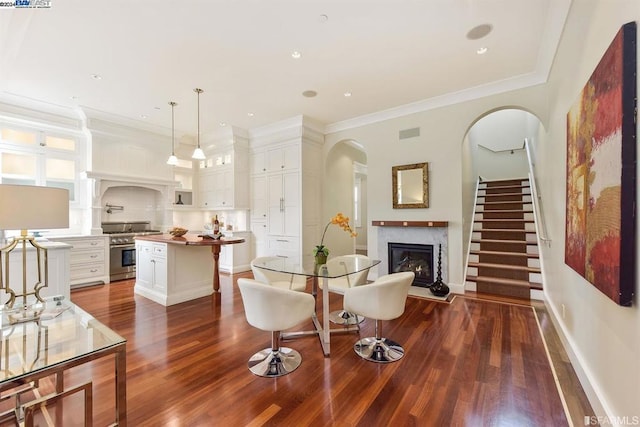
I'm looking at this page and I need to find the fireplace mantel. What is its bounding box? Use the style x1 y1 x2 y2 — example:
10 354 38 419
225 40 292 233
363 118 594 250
372 220 448 227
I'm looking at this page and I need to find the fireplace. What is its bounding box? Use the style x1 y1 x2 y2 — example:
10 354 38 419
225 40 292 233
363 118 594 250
388 242 434 287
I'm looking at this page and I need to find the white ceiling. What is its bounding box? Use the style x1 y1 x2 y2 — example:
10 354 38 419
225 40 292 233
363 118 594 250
0 0 571 138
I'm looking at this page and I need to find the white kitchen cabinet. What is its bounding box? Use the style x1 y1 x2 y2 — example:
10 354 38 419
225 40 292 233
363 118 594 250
48 235 109 288
218 231 251 273
135 242 166 293
248 121 322 269
266 143 299 172
250 150 266 175
250 221 267 259
267 171 299 236
134 239 213 306
198 141 248 210
250 175 267 220
6 241 71 303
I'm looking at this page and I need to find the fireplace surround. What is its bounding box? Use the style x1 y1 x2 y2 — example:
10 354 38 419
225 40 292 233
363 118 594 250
388 243 434 287
375 221 448 286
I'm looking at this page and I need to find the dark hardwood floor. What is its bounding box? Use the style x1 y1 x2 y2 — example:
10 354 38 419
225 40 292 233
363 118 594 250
57 273 593 426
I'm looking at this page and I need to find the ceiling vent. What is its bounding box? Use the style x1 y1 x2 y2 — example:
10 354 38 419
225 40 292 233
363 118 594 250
399 127 420 140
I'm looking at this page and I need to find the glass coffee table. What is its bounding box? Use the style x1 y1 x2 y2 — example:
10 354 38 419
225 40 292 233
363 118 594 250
252 257 380 357
0 297 127 426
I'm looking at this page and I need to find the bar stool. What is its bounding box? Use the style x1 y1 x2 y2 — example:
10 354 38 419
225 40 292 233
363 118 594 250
237 278 315 377
343 271 414 363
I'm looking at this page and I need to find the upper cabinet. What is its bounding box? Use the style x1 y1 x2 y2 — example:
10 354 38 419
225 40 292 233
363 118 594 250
198 138 249 210
266 144 300 172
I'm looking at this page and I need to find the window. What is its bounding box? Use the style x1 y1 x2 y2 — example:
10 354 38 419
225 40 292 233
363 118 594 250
354 175 362 228
0 125 83 201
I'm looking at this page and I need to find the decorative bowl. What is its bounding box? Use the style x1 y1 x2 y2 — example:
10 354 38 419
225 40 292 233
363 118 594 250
169 227 188 237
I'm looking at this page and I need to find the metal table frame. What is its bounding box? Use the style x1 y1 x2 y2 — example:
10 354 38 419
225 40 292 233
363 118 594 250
0 299 127 426
253 258 380 357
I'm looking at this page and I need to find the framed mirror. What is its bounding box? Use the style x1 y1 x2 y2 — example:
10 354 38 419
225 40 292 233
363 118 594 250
392 162 428 208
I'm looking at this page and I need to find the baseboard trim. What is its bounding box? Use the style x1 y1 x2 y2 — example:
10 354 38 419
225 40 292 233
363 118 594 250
544 297 607 420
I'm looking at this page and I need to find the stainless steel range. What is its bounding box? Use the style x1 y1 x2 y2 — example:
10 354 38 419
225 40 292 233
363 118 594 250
103 221 162 281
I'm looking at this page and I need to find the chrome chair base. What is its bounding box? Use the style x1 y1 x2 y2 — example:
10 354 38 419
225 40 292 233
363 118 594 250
353 337 404 363
247 347 302 377
329 309 365 325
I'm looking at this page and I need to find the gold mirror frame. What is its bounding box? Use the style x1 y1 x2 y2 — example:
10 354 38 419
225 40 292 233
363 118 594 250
392 162 428 208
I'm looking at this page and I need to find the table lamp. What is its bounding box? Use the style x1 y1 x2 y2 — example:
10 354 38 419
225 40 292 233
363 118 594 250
0 184 69 309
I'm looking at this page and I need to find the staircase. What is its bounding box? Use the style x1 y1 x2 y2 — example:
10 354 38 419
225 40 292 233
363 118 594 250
465 178 542 299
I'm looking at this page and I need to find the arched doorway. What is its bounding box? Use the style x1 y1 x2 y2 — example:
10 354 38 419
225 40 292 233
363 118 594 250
324 140 367 257
462 108 546 299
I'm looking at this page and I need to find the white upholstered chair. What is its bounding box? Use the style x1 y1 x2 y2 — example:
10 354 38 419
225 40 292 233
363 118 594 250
343 271 414 363
237 278 315 377
319 254 372 325
250 256 308 291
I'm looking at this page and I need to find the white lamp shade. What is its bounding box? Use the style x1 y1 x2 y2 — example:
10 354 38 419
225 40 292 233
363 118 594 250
166 154 178 165
192 147 206 160
0 184 69 231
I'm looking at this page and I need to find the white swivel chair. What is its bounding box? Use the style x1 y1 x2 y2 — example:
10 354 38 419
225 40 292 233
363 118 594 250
237 278 315 377
319 254 372 325
250 256 308 291
343 271 414 363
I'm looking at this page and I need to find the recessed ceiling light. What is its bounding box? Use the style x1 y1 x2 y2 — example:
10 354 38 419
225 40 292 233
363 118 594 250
90 74 102 80
291 51 302 59
69 95 78 100
344 91 352 97
302 90 317 98
154 106 161 110
219 122 227 127
319 14 328 23
476 47 488 55
140 114 148 119
466 24 493 40
247 112 254 117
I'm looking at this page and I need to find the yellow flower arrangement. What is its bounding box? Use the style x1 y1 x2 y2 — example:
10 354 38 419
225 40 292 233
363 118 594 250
313 212 357 257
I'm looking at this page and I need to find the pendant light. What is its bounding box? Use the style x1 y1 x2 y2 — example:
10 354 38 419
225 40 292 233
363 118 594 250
166 101 178 165
192 88 206 160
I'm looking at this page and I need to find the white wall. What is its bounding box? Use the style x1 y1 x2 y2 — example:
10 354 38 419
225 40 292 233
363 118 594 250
468 109 537 180
324 141 366 257
535 0 640 420
324 87 549 289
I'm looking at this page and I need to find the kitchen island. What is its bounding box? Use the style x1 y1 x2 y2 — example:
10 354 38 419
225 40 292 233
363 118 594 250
134 233 245 306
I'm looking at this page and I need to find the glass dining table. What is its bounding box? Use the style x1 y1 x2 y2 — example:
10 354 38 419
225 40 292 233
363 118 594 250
252 257 380 357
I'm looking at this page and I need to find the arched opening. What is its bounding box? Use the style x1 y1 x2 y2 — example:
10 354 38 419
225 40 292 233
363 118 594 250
461 107 546 297
323 140 368 257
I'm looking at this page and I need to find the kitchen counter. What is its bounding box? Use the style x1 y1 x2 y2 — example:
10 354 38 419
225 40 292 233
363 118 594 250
135 233 245 246
134 233 246 306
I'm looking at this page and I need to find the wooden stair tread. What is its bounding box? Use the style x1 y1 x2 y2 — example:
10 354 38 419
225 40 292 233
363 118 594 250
470 250 539 259
478 209 534 213
479 192 530 197
466 275 543 290
468 262 541 273
480 184 530 190
477 201 532 205
471 238 537 245
474 219 534 223
473 228 536 233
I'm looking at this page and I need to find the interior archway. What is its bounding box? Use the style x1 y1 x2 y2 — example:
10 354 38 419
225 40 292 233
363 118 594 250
323 140 368 257
461 107 546 294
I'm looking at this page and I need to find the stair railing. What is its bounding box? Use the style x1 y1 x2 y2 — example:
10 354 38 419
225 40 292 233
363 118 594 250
524 138 551 247
462 176 482 289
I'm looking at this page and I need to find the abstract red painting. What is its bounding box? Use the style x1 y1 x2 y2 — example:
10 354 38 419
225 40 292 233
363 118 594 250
565 22 636 306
